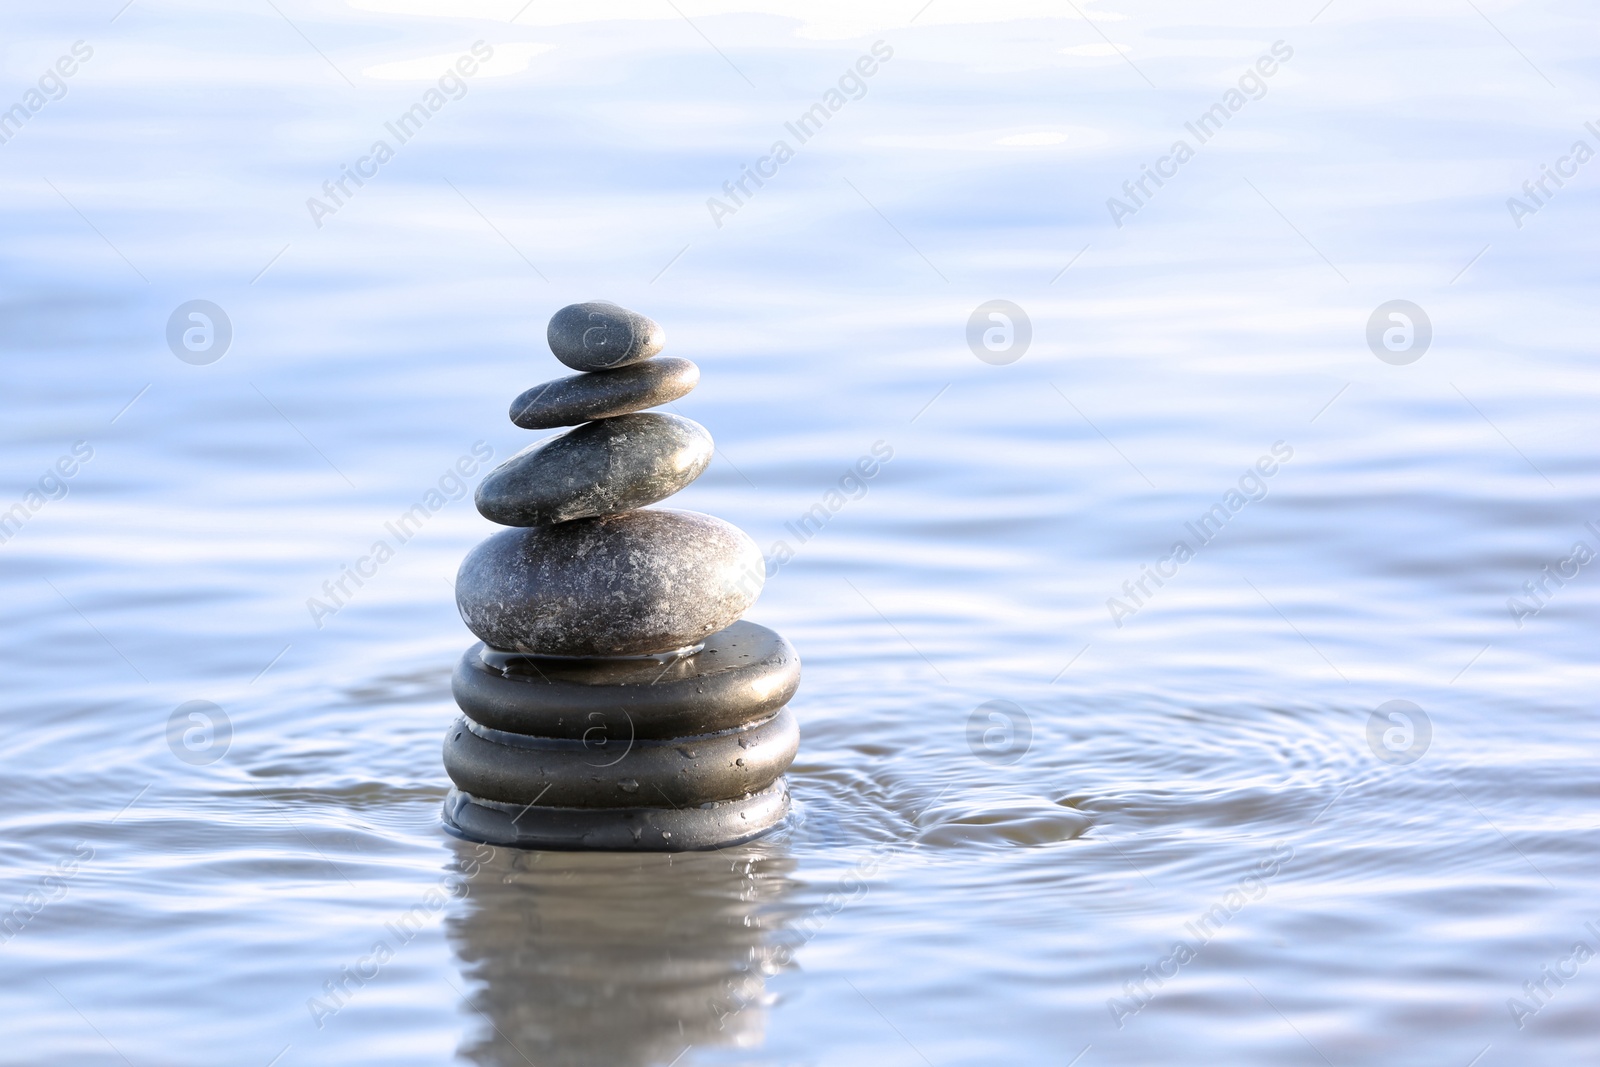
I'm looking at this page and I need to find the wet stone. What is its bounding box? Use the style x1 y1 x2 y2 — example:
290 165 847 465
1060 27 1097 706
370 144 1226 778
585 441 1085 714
451 621 801 740
548 301 665 372
440 706 799 809
475 412 712 527
441 778 791 851
455 508 766 657
510 358 699 430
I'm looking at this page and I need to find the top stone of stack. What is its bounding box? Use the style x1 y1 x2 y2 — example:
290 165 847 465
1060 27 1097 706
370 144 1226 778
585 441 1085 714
547 301 666 372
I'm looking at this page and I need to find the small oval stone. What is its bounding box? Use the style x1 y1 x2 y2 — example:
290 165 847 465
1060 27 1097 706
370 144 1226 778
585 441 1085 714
547 301 665 372
455 509 766 656
510 358 699 429
476 413 712 527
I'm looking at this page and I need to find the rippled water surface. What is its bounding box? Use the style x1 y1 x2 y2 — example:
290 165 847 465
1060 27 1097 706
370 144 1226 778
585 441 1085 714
3 2 1598 1064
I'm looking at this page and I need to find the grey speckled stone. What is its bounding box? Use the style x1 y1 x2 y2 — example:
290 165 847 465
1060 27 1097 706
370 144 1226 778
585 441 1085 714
510 358 699 430
476 413 712 527
456 509 766 656
548 302 665 372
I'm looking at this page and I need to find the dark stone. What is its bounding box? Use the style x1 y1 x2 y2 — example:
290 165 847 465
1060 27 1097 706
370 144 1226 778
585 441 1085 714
475 413 712 527
548 302 665 372
441 707 798 808
455 509 765 656
510 358 699 430
442 777 790 851
452 621 800 740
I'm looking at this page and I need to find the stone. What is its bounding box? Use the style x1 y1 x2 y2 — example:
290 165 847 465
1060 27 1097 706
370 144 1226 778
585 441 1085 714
455 509 766 656
475 413 712 527
441 706 798 808
510 358 699 429
548 301 665 372
443 301 798 853
442 777 790 851
452 621 801 740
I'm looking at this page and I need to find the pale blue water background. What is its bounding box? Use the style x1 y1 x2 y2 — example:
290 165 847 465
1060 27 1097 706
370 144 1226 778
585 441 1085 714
2 1 1598 1064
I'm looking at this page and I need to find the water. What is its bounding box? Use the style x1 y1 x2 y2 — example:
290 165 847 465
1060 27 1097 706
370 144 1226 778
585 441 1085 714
3 1 1598 1063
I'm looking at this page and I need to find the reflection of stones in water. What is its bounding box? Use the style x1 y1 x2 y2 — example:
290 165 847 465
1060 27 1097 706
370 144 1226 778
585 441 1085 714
447 842 795 1067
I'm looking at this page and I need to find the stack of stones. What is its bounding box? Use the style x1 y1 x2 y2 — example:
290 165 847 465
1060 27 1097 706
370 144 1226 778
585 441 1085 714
442 301 800 851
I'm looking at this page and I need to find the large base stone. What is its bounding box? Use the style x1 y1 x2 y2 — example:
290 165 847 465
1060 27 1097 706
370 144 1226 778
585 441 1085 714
441 778 791 851
454 510 765 657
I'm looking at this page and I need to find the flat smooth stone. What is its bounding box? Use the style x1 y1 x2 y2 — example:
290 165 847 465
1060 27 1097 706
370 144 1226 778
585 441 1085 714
547 301 665 372
509 358 699 430
452 621 800 740
475 413 712 527
441 706 799 808
455 509 766 656
441 777 790 851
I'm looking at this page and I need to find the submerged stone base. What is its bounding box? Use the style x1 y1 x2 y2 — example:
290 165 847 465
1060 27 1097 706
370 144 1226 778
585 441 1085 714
440 620 799 851
441 778 790 851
